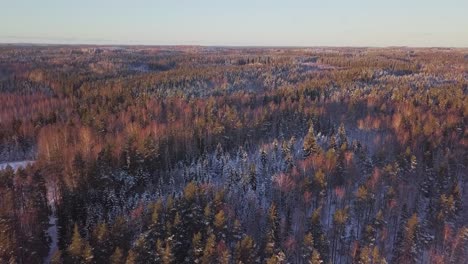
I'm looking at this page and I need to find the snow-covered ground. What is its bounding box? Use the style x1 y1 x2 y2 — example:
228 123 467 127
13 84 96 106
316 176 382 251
0 160 35 171
44 214 58 263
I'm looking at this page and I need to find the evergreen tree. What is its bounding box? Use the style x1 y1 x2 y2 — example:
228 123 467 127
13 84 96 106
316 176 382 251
191 232 203 263
109 247 124 264
235 236 257 264
121 135 138 172
308 209 329 262
51 250 62 264
266 251 286 264
202 233 216 264
214 210 227 239
301 232 314 261
331 208 349 263
265 203 280 258
132 235 152 263
92 222 112 263
216 240 231 264
338 123 347 146
310 249 323 264
329 134 337 151
451 227 468 264
0 218 17 261
67 224 84 263
261 149 268 169
171 211 187 263
249 163 257 191
392 213 420 264
83 242 94 263
162 240 174 264
451 183 462 216
125 249 137 264
142 135 160 173
303 124 321 157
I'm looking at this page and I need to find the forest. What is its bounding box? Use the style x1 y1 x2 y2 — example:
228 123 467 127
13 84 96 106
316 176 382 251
0 45 466 264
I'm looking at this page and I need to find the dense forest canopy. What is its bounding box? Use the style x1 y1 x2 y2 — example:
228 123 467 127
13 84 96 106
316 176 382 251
0 45 467 264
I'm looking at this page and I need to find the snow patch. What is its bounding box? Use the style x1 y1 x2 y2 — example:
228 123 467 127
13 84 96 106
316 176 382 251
0 160 35 171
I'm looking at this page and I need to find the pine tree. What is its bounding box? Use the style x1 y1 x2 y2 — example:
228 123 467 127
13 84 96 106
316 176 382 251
355 185 372 232
171 211 187 263
82 242 94 263
249 163 257 191
308 209 329 262
214 210 227 239
125 249 137 264
261 149 268 169
266 251 286 264
331 208 349 263
67 224 84 263
156 239 164 263
0 218 17 261
191 232 203 263
133 235 152 263
265 203 280 258
451 227 468 264
8 256 17 264
51 250 62 264
303 124 321 157
313 170 327 205
235 236 256 264
215 143 224 161
109 247 124 264
204 204 213 227
92 222 112 263
358 246 372 264
329 134 337 151
232 219 242 243
162 241 174 264
202 233 216 264
142 134 160 173
121 135 137 172
393 213 420 264
310 249 323 264
451 183 462 216
301 232 314 261
216 240 231 264
338 123 347 146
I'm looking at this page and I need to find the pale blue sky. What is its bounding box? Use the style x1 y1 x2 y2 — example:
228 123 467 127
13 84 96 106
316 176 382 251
1 0 467 46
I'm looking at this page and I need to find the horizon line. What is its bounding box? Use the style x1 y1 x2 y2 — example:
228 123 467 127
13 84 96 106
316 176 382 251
1 42 467 49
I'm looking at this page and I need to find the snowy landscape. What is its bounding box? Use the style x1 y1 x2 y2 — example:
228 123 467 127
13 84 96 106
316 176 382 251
0 45 466 264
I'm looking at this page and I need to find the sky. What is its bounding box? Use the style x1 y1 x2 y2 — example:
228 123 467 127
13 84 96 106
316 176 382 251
1 0 467 47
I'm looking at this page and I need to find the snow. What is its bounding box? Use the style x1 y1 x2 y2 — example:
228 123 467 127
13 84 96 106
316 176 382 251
44 214 58 264
0 160 35 171
45 179 59 263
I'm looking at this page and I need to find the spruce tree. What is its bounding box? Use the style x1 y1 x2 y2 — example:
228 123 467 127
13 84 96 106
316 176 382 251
303 124 321 157
310 249 323 264
191 232 203 263
202 233 216 264
125 249 137 264
82 242 94 263
50 250 62 264
235 236 256 264
214 210 227 239
109 247 124 264
265 203 280 258
249 163 257 191
308 209 329 262
338 123 347 146
67 224 84 263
